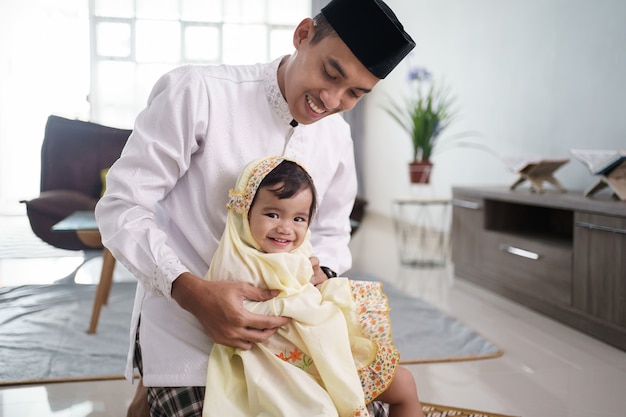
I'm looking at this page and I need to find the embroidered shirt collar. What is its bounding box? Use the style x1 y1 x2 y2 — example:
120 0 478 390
264 56 295 126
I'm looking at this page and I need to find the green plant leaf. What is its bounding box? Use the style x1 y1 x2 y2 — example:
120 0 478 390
382 72 464 162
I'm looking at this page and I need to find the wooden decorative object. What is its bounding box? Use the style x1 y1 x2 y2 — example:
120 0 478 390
510 158 569 193
584 159 626 201
571 149 626 201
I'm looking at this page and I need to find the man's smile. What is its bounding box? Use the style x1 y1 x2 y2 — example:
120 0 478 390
306 95 325 114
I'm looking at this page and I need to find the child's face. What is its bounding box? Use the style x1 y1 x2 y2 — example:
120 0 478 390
248 184 312 253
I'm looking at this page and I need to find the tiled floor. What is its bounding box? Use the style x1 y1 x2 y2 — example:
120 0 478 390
1 213 626 416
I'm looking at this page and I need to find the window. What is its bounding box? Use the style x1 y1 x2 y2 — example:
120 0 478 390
89 0 311 127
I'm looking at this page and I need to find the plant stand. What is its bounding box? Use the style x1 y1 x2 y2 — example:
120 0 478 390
391 197 451 268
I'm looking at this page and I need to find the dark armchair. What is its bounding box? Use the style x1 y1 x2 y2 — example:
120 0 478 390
20 115 131 251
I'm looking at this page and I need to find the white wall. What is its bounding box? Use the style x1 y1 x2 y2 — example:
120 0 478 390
363 0 626 216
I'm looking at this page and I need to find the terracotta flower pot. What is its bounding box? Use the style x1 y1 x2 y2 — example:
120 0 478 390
409 160 433 184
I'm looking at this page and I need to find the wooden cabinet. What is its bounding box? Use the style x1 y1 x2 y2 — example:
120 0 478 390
452 186 626 351
573 213 626 329
450 196 483 273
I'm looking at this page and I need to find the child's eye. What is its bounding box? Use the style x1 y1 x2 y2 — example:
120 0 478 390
294 216 308 223
266 213 278 219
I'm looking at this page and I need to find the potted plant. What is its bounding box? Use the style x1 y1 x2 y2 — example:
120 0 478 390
383 67 461 184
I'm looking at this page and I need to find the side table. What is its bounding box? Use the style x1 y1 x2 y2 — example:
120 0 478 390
391 197 451 268
52 210 117 334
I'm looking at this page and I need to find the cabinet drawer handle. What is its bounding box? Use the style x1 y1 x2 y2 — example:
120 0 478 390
576 222 626 235
451 198 481 210
498 244 540 260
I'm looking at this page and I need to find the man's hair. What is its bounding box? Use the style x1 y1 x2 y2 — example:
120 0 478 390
310 13 337 45
253 160 318 220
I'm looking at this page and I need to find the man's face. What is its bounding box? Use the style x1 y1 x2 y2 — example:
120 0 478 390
280 19 380 125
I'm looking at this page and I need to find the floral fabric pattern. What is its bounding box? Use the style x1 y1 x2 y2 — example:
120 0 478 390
275 347 313 371
351 280 400 403
227 156 285 214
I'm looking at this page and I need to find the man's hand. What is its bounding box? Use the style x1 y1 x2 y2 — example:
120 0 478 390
309 256 329 287
171 272 290 350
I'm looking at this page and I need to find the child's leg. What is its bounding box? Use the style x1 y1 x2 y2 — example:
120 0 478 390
374 366 424 417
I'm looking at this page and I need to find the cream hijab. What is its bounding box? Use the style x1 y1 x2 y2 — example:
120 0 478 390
203 156 375 417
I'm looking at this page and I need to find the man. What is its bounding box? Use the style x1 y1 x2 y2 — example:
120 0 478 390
95 0 415 415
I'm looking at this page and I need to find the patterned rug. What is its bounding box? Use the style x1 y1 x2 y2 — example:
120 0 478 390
422 402 517 417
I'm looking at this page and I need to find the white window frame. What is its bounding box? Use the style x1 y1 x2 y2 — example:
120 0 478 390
88 0 311 127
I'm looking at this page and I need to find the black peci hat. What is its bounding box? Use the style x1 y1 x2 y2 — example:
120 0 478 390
321 0 415 79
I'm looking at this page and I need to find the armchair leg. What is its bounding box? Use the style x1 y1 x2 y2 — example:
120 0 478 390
88 248 116 334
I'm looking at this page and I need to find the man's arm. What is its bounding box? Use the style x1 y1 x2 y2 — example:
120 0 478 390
172 272 291 350
96 67 289 349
